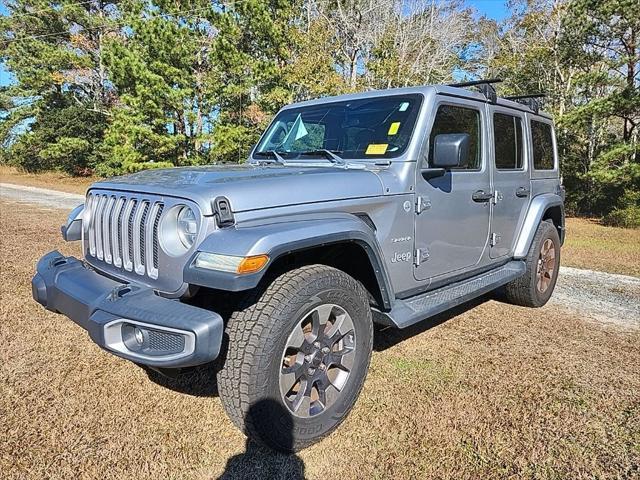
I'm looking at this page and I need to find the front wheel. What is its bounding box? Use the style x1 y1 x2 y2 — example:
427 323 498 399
217 265 373 452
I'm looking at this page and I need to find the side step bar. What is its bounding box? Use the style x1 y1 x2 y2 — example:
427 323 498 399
379 260 526 329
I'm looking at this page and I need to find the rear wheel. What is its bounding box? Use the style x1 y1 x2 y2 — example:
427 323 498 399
504 220 560 307
217 265 373 452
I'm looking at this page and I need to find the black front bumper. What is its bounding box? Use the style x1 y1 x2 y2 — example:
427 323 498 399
32 251 223 368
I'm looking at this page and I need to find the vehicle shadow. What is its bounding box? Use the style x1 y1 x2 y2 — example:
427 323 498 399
217 399 306 480
145 293 498 391
143 362 220 397
373 294 491 351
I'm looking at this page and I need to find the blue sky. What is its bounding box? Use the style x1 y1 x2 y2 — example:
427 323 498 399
0 1 508 88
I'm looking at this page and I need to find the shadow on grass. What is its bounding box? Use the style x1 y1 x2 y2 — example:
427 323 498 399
143 362 220 397
144 370 306 478
373 294 492 351
146 293 499 392
218 399 305 479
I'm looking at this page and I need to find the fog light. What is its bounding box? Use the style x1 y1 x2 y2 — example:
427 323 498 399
134 327 144 345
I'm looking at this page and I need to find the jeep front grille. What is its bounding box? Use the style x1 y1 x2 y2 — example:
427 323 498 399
86 193 164 279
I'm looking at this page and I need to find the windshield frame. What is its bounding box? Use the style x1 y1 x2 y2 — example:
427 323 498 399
250 93 425 163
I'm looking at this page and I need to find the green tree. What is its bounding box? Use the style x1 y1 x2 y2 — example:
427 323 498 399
1 0 118 172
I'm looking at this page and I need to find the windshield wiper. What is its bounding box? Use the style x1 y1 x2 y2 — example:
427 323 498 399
253 150 288 165
298 149 346 166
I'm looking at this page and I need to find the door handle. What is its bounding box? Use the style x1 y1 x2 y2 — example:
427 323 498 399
472 190 493 202
515 186 530 198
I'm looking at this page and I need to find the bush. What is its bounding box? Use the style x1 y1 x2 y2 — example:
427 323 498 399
603 205 640 228
602 191 640 228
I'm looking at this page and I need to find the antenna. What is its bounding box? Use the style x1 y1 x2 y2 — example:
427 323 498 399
505 94 546 114
447 78 503 103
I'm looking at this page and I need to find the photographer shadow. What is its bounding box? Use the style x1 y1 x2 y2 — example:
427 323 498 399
217 398 306 480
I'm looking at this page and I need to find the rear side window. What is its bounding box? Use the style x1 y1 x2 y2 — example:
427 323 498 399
429 104 481 170
493 113 523 169
531 120 555 170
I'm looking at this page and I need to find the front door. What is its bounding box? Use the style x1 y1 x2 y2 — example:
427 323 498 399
489 108 531 258
414 100 491 281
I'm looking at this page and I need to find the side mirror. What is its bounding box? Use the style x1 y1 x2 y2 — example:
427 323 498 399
432 133 470 168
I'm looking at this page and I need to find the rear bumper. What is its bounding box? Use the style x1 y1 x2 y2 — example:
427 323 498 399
32 250 223 368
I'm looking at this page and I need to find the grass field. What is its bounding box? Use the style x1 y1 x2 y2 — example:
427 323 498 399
1 200 639 479
563 217 640 277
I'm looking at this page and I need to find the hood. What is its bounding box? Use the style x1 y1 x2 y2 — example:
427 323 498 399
91 164 385 215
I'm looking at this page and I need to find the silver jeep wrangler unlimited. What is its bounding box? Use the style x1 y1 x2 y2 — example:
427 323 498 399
32 80 564 451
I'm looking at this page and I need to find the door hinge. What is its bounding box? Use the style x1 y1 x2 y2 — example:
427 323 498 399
416 196 431 214
415 247 430 266
490 232 502 247
492 190 503 205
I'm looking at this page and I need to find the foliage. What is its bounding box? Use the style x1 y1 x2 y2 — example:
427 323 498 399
0 0 638 222
3 92 107 174
486 0 639 221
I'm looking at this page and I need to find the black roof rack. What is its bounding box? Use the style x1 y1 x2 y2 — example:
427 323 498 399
504 94 546 114
447 78 503 103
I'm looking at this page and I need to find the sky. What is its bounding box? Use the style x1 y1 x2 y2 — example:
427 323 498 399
0 0 509 88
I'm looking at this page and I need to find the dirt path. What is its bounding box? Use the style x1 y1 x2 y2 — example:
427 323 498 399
0 182 84 211
1 183 638 329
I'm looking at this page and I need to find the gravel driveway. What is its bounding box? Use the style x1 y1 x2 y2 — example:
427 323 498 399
2 182 638 329
551 266 639 329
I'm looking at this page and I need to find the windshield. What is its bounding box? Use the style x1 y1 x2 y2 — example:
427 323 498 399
254 94 423 160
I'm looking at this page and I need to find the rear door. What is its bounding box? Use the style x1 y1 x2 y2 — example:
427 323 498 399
489 107 531 258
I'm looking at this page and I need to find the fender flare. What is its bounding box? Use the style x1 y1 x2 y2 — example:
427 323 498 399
183 212 394 309
513 193 564 259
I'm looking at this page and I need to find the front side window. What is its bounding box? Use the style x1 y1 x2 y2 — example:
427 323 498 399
428 104 482 169
254 94 423 160
493 113 523 170
531 120 555 170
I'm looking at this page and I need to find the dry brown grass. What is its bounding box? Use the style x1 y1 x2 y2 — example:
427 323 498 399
1 200 640 479
563 217 640 277
0 166 97 195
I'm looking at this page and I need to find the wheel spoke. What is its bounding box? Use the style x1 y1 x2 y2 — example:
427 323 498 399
290 378 312 414
286 323 306 349
324 310 346 338
315 304 334 325
280 367 300 394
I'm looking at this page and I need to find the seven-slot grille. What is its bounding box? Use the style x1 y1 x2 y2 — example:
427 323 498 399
86 193 164 279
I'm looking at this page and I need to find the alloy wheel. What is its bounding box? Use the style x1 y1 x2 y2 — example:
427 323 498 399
536 238 556 294
279 304 356 418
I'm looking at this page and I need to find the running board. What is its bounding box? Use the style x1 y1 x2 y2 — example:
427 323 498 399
379 260 526 329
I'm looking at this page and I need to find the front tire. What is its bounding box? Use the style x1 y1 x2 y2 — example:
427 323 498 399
217 265 373 452
504 220 560 307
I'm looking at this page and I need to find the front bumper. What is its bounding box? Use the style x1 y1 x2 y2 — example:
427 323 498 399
32 250 223 368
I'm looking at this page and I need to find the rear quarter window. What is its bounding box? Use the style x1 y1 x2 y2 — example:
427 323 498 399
531 120 555 170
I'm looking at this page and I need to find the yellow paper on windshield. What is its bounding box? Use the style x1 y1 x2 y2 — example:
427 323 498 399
388 122 400 135
365 143 388 155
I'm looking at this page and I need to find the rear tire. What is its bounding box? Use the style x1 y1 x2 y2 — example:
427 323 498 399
504 220 560 307
217 265 373 452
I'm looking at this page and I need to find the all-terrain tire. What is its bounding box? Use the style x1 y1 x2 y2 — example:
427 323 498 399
504 220 560 307
216 265 373 452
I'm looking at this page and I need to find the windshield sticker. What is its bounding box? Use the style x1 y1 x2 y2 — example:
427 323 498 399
279 114 308 149
398 102 409 112
388 122 401 135
365 143 388 155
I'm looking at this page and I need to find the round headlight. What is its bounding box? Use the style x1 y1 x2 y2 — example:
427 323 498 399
159 204 200 257
177 206 197 248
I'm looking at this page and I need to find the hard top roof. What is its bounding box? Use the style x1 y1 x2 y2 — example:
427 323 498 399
282 84 552 119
